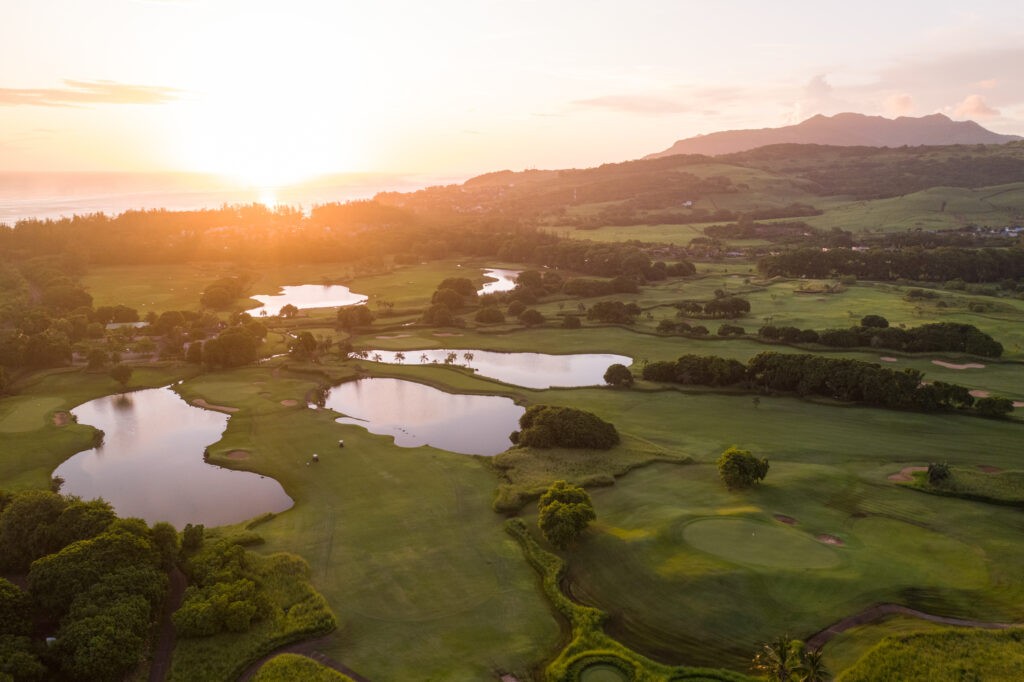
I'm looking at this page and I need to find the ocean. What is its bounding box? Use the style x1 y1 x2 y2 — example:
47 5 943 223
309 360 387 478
0 171 462 224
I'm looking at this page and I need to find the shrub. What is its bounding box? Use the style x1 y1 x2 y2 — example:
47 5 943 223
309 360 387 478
511 406 619 450
474 307 505 324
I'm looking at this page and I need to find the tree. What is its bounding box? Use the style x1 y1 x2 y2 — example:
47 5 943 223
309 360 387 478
336 305 374 330
751 635 801 681
288 331 318 360
109 364 132 389
538 481 595 550
603 363 633 387
475 307 505 324
394 352 405 364
928 461 951 484
717 447 769 490
519 309 544 326
185 341 203 365
86 348 109 370
561 315 582 329
279 303 299 318
794 648 829 682
861 314 889 328
510 405 619 450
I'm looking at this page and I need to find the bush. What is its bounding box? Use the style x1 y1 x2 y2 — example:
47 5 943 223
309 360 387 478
519 309 544 326
603 363 633 387
474 307 505 324
561 315 582 329
511 406 619 450
928 462 951 484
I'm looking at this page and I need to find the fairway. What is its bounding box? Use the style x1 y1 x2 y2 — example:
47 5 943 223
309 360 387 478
681 517 840 569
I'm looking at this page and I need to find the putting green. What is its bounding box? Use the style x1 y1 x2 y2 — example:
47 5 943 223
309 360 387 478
0 397 64 433
681 517 840 569
579 663 630 682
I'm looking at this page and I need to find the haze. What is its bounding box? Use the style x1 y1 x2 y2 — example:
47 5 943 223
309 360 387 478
2 0 1023 186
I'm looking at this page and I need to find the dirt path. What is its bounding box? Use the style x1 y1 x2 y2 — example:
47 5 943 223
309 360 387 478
806 603 1020 650
887 466 927 482
235 634 371 682
148 566 187 682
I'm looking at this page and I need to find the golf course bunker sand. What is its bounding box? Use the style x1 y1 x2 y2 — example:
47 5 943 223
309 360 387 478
816 534 845 546
432 332 463 337
225 450 250 460
969 389 990 398
376 334 411 339
52 411 69 426
280 399 299 406
888 466 927 482
191 399 239 413
932 360 985 370
879 356 898 362
774 514 797 525
978 465 1004 474
682 517 840 569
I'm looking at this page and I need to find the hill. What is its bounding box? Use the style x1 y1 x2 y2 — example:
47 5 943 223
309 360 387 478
645 113 1022 158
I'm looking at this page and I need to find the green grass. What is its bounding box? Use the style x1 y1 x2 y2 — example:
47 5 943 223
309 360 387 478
253 654 354 682
681 517 840 570
168 551 336 682
172 368 560 681
902 467 1024 506
836 628 1024 681
821 615 969 675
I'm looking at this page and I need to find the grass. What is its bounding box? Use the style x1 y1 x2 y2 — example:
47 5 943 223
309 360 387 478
821 614 973 675
168 551 336 682
172 367 561 681
901 467 1024 506
253 654 354 682
835 628 1024 681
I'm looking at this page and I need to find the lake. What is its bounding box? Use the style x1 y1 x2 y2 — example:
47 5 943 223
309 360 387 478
53 387 293 528
322 377 523 455
361 349 632 389
477 268 520 294
250 284 368 316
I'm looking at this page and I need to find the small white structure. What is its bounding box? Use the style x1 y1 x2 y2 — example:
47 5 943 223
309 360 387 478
312 453 319 463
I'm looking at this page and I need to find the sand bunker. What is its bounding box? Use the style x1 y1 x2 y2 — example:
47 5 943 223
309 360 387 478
932 360 985 370
280 399 298 406
879 356 898 362
52 411 69 426
773 514 797 525
376 334 411 339
225 450 250 460
433 332 463 337
969 389 990 398
1015 401 1024 408
888 466 927 482
192 399 239 413
978 465 1004 474
816 534 845 546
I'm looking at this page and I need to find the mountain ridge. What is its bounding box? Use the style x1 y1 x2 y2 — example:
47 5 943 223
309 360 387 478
645 112 1023 158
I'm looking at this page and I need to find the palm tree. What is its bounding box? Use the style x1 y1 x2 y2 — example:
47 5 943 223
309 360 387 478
463 351 474 366
420 352 429 363
752 635 798 681
372 352 383 363
795 648 829 682
444 352 457 365
394 352 405 364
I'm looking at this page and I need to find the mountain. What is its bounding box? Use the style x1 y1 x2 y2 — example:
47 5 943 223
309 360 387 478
645 113 1023 158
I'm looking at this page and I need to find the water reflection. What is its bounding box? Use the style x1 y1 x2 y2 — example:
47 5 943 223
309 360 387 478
477 268 521 295
54 387 293 528
322 378 523 456
251 284 368 316
362 349 631 389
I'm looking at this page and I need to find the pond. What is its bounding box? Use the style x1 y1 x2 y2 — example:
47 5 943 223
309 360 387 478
250 284 368 316
477 268 520 295
53 387 293 528
322 377 523 455
361 349 632 389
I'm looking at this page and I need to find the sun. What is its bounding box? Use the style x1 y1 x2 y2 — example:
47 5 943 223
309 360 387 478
175 93 350 188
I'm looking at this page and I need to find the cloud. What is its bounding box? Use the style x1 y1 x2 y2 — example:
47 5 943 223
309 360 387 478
571 94 688 115
0 79 184 107
973 79 998 89
883 93 915 116
953 94 999 118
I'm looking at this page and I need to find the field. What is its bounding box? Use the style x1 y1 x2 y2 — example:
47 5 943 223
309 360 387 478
5 257 1024 680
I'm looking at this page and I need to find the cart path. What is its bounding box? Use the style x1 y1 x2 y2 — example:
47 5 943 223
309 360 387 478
235 634 371 682
807 603 1021 650
148 566 187 682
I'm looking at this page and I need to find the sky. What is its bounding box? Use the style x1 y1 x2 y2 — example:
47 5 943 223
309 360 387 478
1 0 1023 185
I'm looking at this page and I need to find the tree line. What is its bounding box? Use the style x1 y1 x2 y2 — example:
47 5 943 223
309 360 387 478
643 351 1015 417
759 246 1024 283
